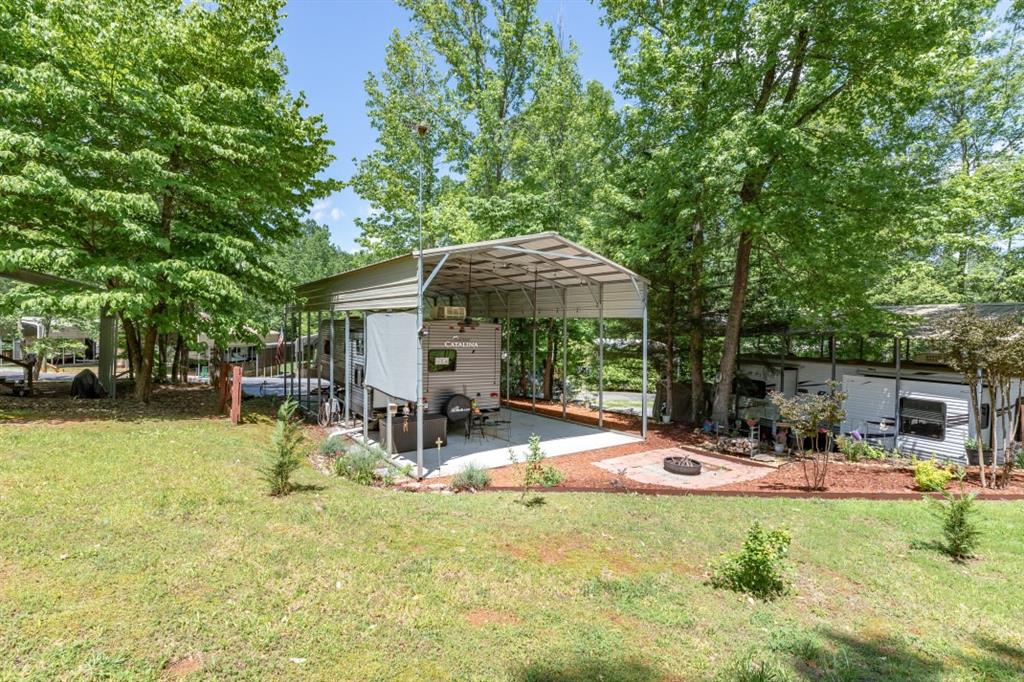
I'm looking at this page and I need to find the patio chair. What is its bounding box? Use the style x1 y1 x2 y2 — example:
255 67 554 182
483 407 512 442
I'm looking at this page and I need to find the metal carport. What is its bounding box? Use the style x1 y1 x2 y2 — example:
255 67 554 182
290 232 650 478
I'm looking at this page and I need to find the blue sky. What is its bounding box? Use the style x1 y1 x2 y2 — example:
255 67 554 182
276 0 617 250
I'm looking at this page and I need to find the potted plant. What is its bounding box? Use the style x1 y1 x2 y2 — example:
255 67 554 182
963 437 994 466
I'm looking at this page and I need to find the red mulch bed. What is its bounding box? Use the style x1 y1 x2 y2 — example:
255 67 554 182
715 459 1024 495
438 402 1024 498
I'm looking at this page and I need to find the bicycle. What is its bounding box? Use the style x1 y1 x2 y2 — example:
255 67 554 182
318 390 343 428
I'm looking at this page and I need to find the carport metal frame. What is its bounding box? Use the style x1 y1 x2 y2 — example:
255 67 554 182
290 232 649 479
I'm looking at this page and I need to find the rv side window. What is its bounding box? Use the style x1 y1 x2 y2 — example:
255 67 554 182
428 349 457 372
980 403 990 429
899 397 945 441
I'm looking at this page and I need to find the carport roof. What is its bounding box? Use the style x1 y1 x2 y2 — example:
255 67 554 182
294 232 648 318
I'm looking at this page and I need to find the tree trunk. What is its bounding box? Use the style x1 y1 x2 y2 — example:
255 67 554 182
711 228 755 424
121 316 141 382
170 333 186 383
688 212 705 424
134 322 158 402
156 333 169 383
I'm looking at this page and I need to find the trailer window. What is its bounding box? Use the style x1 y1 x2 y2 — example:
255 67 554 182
899 397 945 441
428 349 457 372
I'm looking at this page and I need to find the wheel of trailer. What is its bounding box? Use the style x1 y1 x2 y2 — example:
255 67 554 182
317 399 331 427
445 394 472 423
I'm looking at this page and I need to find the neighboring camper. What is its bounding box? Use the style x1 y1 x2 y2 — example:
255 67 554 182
736 354 1018 464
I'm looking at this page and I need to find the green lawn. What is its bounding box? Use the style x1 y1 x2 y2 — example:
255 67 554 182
1 407 1023 680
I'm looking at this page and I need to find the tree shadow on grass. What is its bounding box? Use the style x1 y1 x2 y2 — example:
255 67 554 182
516 658 661 682
794 628 1024 680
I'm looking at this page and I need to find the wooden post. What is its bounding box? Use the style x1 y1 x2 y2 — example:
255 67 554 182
230 365 242 425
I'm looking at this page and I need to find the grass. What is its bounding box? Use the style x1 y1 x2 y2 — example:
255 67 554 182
2 402 1024 680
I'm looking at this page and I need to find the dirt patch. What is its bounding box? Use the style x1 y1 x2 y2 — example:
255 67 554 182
464 608 522 626
163 653 203 679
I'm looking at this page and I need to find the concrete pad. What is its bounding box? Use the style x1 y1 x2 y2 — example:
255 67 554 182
390 409 641 478
593 448 774 489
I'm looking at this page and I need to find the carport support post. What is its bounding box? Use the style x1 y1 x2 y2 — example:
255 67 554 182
415 256 424 480
344 311 351 425
561 288 568 420
894 336 901 442
641 283 648 439
531 302 537 414
305 307 309 409
329 308 336 410
598 285 604 429
829 333 837 384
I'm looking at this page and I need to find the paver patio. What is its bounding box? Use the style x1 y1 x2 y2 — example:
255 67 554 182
592 447 776 489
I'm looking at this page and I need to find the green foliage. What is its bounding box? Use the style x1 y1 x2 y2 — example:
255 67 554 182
538 465 565 488
258 398 304 496
349 1 616 256
913 458 955 492
0 0 339 401
770 383 846 490
709 523 792 602
449 463 492 492
509 433 564 502
930 489 982 562
320 434 348 457
717 655 787 682
836 436 885 462
334 441 389 486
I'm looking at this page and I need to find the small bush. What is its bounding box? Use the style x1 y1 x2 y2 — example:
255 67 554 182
836 436 884 462
450 463 492 492
258 398 304 496
320 434 347 456
335 441 388 486
930 489 982 562
913 458 954 492
510 434 563 502
538 465 565 487
709 522 792 601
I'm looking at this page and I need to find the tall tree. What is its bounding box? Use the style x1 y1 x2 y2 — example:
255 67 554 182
603 0 988 423
0 0 338 401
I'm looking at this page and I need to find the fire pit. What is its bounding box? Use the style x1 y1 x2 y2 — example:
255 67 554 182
663 455 702 476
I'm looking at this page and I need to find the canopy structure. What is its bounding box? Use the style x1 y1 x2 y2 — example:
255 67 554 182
1 267 117 397
289 233 649 478
296 232 647 319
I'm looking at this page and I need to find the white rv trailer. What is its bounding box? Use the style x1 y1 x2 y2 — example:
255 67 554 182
736 354 1019 464
315 316 501 419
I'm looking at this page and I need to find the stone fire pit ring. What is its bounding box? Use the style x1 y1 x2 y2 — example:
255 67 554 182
663 455 702 476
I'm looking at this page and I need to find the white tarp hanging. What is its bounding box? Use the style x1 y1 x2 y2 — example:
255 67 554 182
364 312 418 402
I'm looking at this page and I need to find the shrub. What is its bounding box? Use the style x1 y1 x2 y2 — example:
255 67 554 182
930 489 982 562
335 441 388 486
770 383 846 490
539 465 565 487
258 398 304 496
913 458 954 492
836 436 884 462
450 463 492 492
709 522 792 601
320 434 347 456
510 434 564 502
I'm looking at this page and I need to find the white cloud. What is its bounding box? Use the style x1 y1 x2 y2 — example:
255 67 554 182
309 199 346 223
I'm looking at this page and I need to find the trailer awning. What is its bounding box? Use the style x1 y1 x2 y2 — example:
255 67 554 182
294 232 648 319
